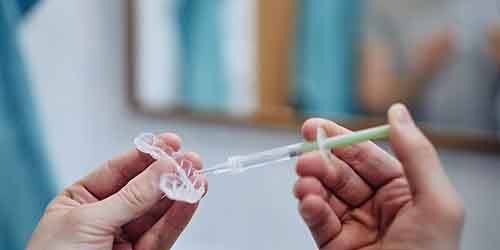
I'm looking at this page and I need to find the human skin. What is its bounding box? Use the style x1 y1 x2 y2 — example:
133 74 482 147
27 133 207 250
360 30 454 114
294 104 464 250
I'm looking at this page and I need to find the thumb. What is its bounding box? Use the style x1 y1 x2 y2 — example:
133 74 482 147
387 103 454 199
86 158 177 227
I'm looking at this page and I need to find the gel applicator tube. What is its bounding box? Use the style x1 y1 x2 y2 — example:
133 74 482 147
200 125 390 176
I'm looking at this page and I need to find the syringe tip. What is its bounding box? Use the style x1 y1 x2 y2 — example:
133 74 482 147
198 161 235 175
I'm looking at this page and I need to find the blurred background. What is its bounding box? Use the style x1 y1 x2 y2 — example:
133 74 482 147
1 0 499 249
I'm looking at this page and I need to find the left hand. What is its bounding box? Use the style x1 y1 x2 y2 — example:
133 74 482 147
27 132 207 250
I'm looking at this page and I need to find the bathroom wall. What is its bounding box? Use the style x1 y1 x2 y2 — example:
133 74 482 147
20 1 500 249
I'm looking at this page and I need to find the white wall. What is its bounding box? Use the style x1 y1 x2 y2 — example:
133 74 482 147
19 1 500 250
21 0 131 186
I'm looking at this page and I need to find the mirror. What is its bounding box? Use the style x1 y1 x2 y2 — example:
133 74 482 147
359 0 500 132
126 0 500 152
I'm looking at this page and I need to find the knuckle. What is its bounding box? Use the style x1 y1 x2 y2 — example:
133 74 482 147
296 152 327 177
150 158 177 174
295 153 313 175
298 176 315 185
65 207 88 226
302 206 328 229
302 118 330 137
337 144 364 164
294 177 319 199
446 198 466 224
159 132 182 147
293 180 304 198
436 195 466 224
118 182 147 213
186 151 201 160
328 169 350 194
185 151 202 168
43 197 62 214
304 118 324 126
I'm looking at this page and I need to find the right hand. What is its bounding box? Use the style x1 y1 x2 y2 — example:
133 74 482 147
294 104 464 250
412 30 454 78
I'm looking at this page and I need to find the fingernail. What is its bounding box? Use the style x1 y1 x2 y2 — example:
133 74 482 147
391 103 414 126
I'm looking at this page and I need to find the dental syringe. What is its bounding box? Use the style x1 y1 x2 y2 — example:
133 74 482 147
198 124 390 176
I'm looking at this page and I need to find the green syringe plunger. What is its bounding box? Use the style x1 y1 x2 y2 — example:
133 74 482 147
199 125 391 176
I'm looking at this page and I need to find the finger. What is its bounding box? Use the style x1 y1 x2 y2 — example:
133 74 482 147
294 177 328 199
299 195 341 248
301 118 403 188
297 152 373 207
122 151 204 241
87 158 178 227
184 152 209 195
135 198 202 250
372 177 412 230
78 133 182 199
174 151 208 196
184 152 202 170
324 220 378 250
294 177 349 217
175 151 203 171
122 198 174 242
387 104 455 199
320 200 378 250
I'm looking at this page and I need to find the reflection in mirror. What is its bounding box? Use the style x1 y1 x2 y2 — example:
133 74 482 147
130 0 256 116
127 0 500 151
293 1 359 119
359 0 500 135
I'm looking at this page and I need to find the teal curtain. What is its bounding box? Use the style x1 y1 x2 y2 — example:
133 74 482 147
294 0 360 117
177 0 227 112
0 1 54 249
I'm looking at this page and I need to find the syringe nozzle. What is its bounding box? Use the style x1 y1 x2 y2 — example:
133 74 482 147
198 161 235 175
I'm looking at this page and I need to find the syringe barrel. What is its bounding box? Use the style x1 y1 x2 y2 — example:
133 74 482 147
230 143 303 171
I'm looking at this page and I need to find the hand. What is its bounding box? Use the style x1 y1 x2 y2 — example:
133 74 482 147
27 133 207 250
294 104 464 250
411 30 454 79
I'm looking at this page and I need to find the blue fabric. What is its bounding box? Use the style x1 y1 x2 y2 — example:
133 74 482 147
16 0 38 16
0 1 54 249
177 0 227 112
294 0 360 117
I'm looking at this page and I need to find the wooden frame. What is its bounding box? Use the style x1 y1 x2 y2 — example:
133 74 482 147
254 0 296 124
124 0 500 153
